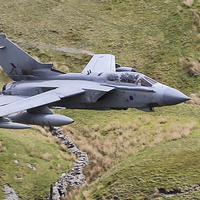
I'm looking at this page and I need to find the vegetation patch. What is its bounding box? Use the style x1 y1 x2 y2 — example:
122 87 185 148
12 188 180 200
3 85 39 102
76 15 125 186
80 135 200 199
57 104 200 199
0 141 6 152
0 127 73 199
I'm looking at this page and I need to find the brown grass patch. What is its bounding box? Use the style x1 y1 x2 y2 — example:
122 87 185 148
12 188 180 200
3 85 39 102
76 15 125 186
59 152 71 161
188 61 200 76
186 97 200 105
32 125 50 137
60 143 68 151
151 121 196 145
157 117 168 124
0 141 7 152
29 150 39 158
93 124 100 132
180 57 200 76
186 92 200 105
61 117 197 186
46 136 54 143
183 0 194 7
192 10 200 26
41 153 52 161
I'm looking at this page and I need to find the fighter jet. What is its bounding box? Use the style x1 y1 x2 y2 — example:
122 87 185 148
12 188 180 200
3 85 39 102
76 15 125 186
0 33 190 129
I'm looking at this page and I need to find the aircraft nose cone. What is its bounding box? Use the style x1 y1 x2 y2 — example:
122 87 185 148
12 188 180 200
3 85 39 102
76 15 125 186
163 87 190 106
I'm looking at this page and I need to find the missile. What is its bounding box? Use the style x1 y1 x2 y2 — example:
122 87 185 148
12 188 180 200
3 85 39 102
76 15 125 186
8 112 74 126
0 117 31 129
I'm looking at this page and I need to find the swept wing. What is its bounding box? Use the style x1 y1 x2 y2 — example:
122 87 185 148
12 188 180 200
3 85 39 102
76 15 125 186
0 87 85 117
0 82 114 117
0 95 27 106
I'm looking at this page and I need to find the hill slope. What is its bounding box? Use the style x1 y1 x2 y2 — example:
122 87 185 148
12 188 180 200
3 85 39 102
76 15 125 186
0 0 200 92
86 135 200 200
0 127 75 199
0 0 200 199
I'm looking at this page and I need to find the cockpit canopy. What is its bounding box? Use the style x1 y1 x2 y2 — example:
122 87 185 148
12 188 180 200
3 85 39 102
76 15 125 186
107 72 157 87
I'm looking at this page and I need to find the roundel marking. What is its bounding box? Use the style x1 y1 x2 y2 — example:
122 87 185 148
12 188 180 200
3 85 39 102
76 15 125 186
129 95 134 101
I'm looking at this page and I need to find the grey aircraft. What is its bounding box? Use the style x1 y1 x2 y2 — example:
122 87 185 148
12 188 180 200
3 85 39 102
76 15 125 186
0 33 190 129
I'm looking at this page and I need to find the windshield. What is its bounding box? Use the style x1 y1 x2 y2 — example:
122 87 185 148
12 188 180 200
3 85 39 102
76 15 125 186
107 73 157 87
137 76 157 87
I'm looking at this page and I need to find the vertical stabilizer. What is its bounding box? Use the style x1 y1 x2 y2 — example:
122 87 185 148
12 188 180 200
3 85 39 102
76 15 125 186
0 33 54 80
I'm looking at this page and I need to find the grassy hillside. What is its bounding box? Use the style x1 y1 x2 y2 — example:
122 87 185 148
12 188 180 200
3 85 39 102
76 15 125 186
60 104 200 199
84 135 200 200
0 126 77 199
1 0 200 199
0 0 200 92
1 103 200 199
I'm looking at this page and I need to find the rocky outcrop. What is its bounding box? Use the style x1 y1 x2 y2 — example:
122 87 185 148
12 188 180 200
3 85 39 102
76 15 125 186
48 127 89 200
4 184 19 200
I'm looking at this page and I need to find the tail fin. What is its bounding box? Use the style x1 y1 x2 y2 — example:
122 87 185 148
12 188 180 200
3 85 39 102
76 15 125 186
0 34 57 80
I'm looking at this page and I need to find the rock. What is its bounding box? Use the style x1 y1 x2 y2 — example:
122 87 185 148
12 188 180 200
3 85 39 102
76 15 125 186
27 163 37 170
48 127 89 199
14 159 19 164
4 184 19 200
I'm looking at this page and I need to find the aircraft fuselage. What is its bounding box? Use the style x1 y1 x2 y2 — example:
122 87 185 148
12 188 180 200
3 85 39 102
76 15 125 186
2 71 189 112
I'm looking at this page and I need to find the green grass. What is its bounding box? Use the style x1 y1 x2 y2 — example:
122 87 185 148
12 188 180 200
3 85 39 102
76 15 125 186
0 0 200 93
0 128 73 199
87 135 200 200
68 104 200 200
58 103 200 131
59 103 200 199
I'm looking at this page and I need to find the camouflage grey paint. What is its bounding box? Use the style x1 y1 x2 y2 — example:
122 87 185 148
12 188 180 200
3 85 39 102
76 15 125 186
0 34 190 128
